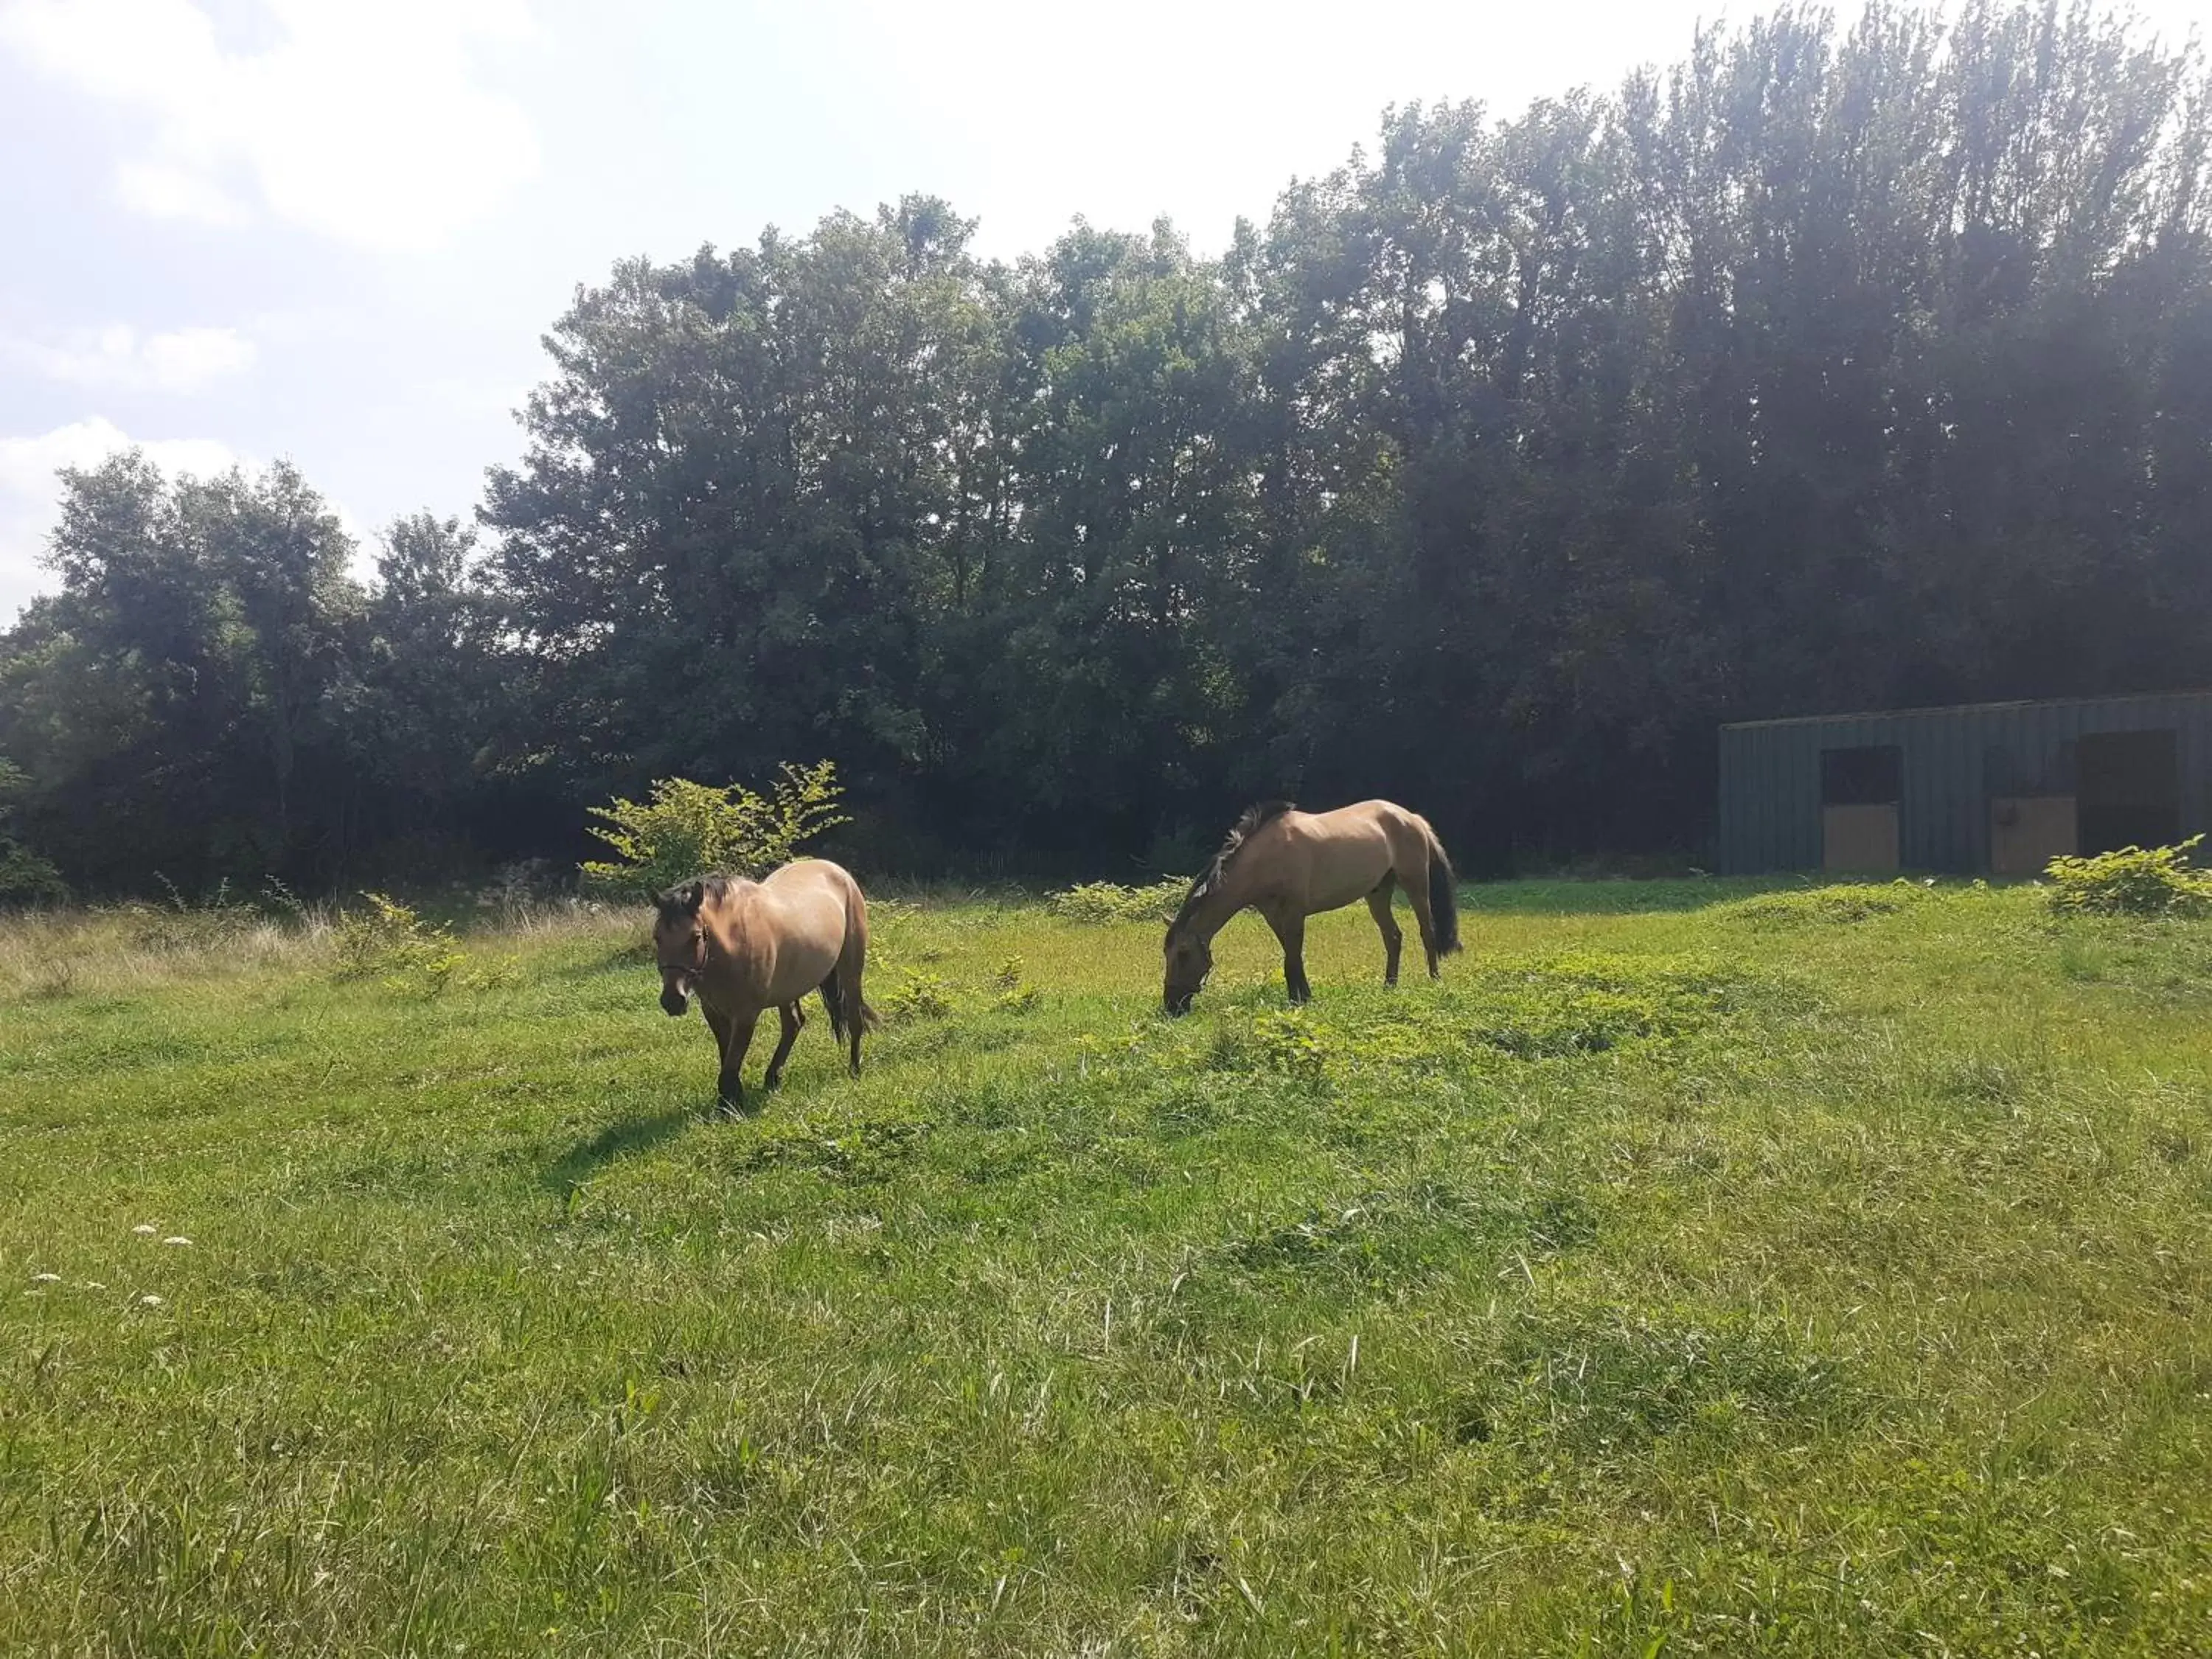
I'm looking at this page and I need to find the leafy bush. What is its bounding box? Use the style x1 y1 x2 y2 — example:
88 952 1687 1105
2045 837 2212 919
880 968 956 1022
1047 877 1188 924
334 892 465 995
580 762 849 900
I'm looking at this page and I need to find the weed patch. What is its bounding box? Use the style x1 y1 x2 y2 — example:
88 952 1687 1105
1498 1306 1851 1453
1205 1007 1333 1081
1719 880 1931 928
728 1116 933 1183
1222 1180 1599 1287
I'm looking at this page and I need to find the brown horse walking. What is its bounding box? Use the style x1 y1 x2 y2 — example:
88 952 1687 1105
653 860 877 1114
1163 800 1461 1015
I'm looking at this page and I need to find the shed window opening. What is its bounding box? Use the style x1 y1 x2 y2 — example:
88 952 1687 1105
1821 745 1902 806
2076 729 2180 854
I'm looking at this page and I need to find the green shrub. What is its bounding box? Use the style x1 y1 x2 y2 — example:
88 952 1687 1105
880 968 955 1023
580 762 849 901
990 955 1038 1012
334 892 465 995
2045 837 2212 919
1047 878 1188 924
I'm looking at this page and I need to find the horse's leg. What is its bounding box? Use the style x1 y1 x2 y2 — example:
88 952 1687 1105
1401 849 1442 978
1262 904 1312 1004
1366 877 1404 987
701 1005 734 1112
763 1001 806 1091
717 1012 759 1116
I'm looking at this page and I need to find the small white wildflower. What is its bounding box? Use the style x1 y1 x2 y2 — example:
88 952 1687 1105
161 1237 192 1248
132 1224 157 1236
32 1272 60 1284
138 1293 164 1307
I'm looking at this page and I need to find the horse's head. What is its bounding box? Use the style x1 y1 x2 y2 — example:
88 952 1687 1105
1162 922 1212 1015
652 880 709 1016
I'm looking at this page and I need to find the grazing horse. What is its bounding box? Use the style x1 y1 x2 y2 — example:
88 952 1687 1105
652 860 877 1114
1162 800 1461 1015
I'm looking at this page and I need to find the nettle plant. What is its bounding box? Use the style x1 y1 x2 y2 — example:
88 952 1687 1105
580 762 849 902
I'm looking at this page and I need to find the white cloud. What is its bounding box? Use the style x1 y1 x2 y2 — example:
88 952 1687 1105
0 418 237 619
0 0 540 251
115 159 248 225
4 324 257 392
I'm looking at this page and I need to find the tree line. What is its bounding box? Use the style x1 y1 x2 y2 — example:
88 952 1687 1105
4 0 2209 897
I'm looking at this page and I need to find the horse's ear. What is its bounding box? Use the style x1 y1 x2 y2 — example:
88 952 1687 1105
683 880 704 911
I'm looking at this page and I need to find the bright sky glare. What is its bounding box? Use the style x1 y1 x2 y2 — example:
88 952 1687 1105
1 0 2204 617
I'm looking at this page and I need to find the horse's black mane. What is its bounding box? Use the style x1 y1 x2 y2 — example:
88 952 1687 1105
655 872 742 920
1169 801 1295 933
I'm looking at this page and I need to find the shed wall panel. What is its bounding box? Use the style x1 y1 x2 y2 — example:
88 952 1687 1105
1717 692 2212 874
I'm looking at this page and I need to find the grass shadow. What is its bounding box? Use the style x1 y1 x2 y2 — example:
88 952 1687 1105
546 1105 696 1191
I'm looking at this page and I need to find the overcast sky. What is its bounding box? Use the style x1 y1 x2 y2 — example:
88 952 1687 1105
2 0 2204 619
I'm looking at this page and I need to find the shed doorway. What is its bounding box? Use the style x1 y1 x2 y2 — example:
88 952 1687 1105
1821 745 1902 872
2078 729 2180 854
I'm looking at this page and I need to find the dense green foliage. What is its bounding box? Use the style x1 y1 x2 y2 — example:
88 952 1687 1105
1047 878 1191 924
3 880 2208 1652
578 764 849 901
2046 835 2212 917
0 756 64 901
4 2 2212 889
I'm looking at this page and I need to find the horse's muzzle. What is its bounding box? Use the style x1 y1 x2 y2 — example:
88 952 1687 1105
661 988 689 1018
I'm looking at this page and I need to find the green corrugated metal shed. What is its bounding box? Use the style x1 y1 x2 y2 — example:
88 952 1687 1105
1717 690 2212 874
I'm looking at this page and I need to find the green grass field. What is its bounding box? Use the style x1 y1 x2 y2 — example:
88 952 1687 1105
3 879 2209 1655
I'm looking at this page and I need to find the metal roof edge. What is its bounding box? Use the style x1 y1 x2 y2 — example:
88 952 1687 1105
1719 689 2212 733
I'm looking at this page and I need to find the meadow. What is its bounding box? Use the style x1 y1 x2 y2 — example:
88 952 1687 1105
1 877 2208 1655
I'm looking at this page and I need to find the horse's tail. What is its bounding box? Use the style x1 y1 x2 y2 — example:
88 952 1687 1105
1425 823 1463 956
824 866 884 1038
819 971 882 1038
